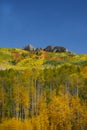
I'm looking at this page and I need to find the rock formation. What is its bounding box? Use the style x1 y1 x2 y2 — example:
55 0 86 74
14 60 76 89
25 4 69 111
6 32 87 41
23 44 36 51
44 45 68 52
23 44 68 53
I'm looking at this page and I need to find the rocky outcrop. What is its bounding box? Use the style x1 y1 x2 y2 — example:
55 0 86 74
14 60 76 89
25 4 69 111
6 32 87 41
23 44 36 51
44 46 68 52
23 44 68 53
35 48 42 52
44 46 54 52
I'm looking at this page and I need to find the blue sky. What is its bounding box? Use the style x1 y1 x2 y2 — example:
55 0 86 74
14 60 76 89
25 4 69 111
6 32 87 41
0 0 87 53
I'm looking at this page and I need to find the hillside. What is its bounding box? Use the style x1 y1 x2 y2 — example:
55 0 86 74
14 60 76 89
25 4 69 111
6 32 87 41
0 47 87 130
0 48 87 70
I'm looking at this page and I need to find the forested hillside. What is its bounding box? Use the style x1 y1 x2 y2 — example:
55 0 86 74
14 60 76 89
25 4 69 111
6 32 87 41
0 48 87 130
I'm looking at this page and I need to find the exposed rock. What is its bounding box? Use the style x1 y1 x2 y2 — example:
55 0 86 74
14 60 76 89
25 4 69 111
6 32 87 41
44 46 54 52
35 48 42 54
23 44 36 51
68 51 75 55
35 48 42 52
53 46 67 52
44 45 67 52
23 44 68 53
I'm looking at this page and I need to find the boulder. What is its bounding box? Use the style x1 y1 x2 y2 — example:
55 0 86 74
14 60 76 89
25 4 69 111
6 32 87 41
53 46 67 52
44 46 54 52
35 48 42 52
23 44 68 53
44 45 67 52
23 44 36 51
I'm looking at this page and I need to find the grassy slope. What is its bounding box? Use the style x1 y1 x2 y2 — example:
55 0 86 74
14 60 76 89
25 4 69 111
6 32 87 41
0 48 87 70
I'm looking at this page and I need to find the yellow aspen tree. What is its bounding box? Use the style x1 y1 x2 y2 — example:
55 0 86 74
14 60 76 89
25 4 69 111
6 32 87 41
20 86 30 119
70 96 87 130
48 91 72 130
13 84 20 119
37 93 49 130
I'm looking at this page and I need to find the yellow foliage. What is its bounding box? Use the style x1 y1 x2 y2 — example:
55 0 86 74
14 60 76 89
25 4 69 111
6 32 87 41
0 95 87 130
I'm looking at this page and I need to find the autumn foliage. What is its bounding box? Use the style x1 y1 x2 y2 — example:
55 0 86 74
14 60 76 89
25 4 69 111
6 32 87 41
0 48 87 130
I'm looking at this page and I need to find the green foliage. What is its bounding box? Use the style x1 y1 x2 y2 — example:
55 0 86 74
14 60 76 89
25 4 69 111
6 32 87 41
44 60 66 66
0 48 87 69
72 60 87 66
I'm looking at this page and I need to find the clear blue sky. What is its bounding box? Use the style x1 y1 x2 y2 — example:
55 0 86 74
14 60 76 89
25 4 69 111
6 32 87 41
0 0 87 53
